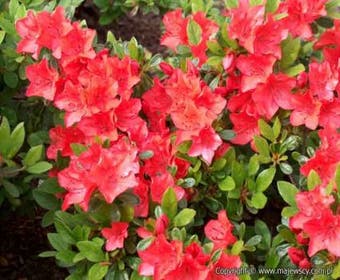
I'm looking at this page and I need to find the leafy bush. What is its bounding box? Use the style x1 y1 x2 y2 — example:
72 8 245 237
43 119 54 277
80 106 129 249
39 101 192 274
3 0 340 279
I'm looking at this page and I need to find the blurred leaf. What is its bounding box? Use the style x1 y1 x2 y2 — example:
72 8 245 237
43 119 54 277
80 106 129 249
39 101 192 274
136 237 154 251
88 263 109 280
245 235 262 246
250 192 267 209
161 187 178 219
254 136 270 157
256 167 276 192
7 122 25 159
307 170 321 190
187 19 202 45
258 119 275 142
76 240 106 262
3 180 20 197
326 0 340 19
277 181 298 207
280 36 301 69
23 145 43 166
218 176 236 191
265 0 280 13
255 219 271 249
26 161 52 174
173 208 196 227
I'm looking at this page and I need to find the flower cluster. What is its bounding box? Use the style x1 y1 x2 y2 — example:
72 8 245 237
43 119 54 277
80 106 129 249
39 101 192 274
137 210 241 280
16 0 340 279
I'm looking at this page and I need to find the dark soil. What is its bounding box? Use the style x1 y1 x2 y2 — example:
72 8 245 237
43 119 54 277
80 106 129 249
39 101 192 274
75 0 167 55
0 211 67 280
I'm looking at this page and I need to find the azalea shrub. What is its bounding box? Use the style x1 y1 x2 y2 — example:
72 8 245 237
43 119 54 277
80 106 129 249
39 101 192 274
0 0 84 212
8 0 340 279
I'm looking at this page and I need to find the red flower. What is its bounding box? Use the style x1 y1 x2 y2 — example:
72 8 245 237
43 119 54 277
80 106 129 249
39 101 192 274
288 247 311 269
47 125 86 159
229 112 259 145
304 210 340 257
138 235 183 279
101 222 129 251
161 9 218 64
289 186 334 231
208 252 242 280
16 10 42 59
204 210 237 250
188 127 222 165
165 243 210 280
309 61 338 101
301 126 340 184
26 59 59 101
160 9 187 51
289 91 322 130
253 17 288 59
58 139 139 210
228 0 265 53
280 0 327 40
252 73 296 119
236 54 276 92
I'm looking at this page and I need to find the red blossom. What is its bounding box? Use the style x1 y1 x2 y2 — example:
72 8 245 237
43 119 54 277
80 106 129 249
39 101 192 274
288 247 311 269
101 222 129 251
228 0 265 53
204 210 237 250
236 54 276 92
47 125 86 159
26 59 59 101
188 127 222 165
208 252 242 280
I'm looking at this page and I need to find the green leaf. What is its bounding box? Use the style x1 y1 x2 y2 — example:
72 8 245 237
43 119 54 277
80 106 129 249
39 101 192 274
3 180 20 197
248 155 259 176
9 0 19 19
70 143 87 156
0 117 11 156
232 161 246 187
326 0 340 19
136 237 154 251
218 176 236 191
277 181 298 207
26 161 52 174
280 36 301 69
88 263 109 280
225 0 238 9
48 233 69 251
76 240 106 262
307 170 321 190
265 0 279 13
250 192 267 209
23 145 43 166
335 164 340 193
281 206 298 218
211 158 226 171
272 117 281 139
258 119 275 142
139 150 154 160
255 219 271 249
218 129 235 141
7 122 25 159
254 136 270 157
245 235 262 246
256 167 276 192
187 19 202 45
231 240 244 255
128 37 139 60
161 187 178 219
332 261 340 279
283 63 305 77
38 251 57 258
191 0 205 12
173 209 196 227
56 249 77 265
0 30 5 44
4 72 19 89
279 162 293 175
33 189 59 210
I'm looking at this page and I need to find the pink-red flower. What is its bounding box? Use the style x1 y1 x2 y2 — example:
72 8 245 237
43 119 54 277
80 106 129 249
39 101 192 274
102 222 129 251
26 59 59 101
204 210 237 249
